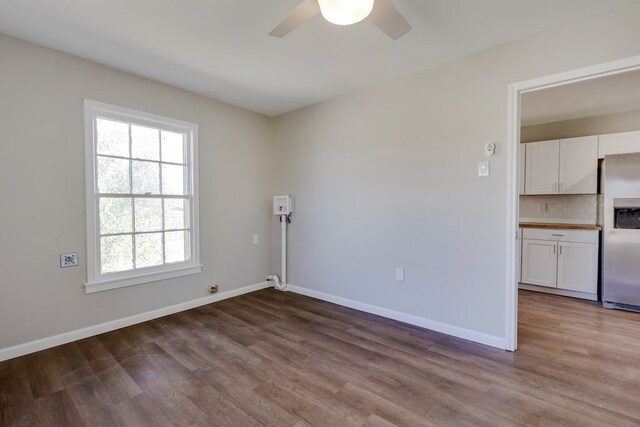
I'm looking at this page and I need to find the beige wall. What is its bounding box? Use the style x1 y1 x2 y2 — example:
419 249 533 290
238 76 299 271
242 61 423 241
521 109 640 142
0 34 274 350
4 2 640 353
272 3 640 341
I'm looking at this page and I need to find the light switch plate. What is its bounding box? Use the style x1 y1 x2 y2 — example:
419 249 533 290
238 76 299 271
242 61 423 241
478 161 490 177
396 267 405 281
60 253 79 268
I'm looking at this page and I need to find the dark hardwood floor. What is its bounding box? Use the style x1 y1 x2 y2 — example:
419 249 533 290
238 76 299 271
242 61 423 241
2 289 640 426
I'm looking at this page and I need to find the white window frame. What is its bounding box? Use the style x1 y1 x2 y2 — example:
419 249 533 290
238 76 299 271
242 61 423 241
84 99 201 293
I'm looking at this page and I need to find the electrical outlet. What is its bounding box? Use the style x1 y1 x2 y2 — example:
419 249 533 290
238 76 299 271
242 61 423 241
60 253 79 268
253 234 259 245
396 267 405 281
209 285 219 294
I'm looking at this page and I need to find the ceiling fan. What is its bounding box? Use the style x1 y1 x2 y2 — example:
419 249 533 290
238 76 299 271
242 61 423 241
268 0 412 41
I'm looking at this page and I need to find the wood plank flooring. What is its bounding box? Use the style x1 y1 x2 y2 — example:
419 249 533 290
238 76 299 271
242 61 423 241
2 289 640 426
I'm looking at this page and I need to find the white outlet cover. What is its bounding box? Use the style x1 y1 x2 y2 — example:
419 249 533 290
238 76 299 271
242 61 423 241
60 252 79 268
396 267 405 281
252 234 259 244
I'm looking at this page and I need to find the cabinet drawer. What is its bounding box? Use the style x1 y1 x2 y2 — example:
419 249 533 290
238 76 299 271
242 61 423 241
522 228 598 244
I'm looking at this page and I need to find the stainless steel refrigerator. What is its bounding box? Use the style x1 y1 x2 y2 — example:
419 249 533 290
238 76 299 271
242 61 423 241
603 153 640 311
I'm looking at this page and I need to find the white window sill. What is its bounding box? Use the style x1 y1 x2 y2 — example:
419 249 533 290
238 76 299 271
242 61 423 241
85 264 203 294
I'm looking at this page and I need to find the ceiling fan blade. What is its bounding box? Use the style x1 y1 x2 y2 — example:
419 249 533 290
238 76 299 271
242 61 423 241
268 0 321 38
368 0 412 40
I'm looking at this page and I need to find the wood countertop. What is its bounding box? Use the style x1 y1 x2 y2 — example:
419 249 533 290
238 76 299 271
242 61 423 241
519 222 602 231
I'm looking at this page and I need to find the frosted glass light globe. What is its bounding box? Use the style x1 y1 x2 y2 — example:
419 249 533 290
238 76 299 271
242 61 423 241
318 0 375 25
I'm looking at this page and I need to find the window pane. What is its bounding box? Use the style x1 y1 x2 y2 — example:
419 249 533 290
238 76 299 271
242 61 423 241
161 131 184 164
132 160 160 194
164 198 189 230
99 197 133 234
162 164 185 195
165 230 189 263
135 233 163 268
101 235 133 273
135 198 162 232
98 156 130 194
97 118 129 157
132 125 160 161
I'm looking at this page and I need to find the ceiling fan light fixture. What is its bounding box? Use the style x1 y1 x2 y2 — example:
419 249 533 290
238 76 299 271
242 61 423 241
318 0 375 26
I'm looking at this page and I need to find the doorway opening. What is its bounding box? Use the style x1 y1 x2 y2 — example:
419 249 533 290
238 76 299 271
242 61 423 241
506 55 640 351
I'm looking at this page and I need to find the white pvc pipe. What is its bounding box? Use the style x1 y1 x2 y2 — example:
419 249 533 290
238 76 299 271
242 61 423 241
281 214 287 286
267 274 284 290
267 214 288 291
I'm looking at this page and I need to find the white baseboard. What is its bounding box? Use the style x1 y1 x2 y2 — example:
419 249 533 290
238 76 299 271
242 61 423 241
287 285 506 350
0 281 272 362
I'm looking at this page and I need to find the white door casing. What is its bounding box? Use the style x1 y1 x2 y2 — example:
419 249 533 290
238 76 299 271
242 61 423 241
506 54 640 352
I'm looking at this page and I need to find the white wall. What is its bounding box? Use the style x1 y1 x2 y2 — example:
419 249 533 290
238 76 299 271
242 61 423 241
0 34 273 351
272 4 640 343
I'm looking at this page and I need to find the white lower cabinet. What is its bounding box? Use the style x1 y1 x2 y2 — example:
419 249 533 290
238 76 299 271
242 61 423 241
557 242 598 293
520 228 599 299
522 239 558 288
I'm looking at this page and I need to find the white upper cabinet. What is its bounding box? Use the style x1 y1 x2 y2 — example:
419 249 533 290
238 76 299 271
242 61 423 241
559 136 598 194
524 137 597 195
598 130 640 159
525 140 559 195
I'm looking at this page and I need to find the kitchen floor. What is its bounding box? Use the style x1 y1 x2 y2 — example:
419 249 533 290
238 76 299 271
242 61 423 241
2 289 640 425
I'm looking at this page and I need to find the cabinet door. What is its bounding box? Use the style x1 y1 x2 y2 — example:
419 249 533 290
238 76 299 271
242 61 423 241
557 242 598 293
518 145 526 195
559 136 598 194
525 141 559 195
598 131 640 159
521 239 558 288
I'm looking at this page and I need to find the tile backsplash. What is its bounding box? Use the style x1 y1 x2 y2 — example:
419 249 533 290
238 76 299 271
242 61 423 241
520 194 598 224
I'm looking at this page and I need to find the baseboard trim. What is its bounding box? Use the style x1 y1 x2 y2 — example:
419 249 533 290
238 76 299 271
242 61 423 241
0 281 272 362
287 285 506 350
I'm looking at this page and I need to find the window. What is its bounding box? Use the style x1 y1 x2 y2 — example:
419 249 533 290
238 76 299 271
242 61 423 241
84 100 201 293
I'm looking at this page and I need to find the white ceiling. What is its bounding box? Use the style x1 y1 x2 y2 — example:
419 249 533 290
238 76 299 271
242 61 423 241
0 0 634 116
522 69 640 126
